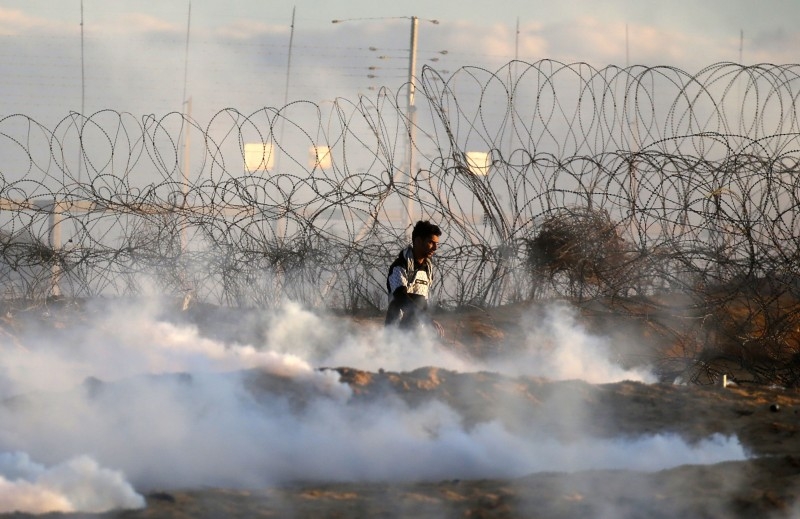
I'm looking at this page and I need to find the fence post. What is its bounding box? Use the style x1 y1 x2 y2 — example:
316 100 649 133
48 199 63 297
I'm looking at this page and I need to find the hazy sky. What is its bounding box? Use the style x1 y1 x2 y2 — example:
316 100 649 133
2 0 798 126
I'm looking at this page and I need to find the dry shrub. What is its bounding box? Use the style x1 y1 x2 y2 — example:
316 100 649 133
525 206 632 300
692 276 800 387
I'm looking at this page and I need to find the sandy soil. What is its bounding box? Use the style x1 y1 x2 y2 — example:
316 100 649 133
2 301 800 518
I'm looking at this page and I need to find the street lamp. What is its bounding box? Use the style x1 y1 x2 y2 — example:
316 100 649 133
332 17 438 116
332 16 440 237
368 48 449 84
465 151 492 176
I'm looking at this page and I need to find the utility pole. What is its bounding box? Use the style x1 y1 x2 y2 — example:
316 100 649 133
331 16 439 239
739 29 744 64
275 6 296 179
180 2 192 255
405 16 419 237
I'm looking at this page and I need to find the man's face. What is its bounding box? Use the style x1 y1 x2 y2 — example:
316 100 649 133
412 234 439 263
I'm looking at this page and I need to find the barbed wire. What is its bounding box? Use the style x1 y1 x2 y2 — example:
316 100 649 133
0 60 798 317
5 59 800 384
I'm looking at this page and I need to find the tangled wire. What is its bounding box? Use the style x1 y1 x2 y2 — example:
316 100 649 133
2 60 800 384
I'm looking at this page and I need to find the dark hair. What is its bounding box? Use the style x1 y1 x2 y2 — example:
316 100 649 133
411 220 442 241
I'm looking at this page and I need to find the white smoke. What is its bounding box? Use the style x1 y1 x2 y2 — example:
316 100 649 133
261 301 476 373
483 303 657 383
0 378 746 488
0 298 746 514
257 301 654 383
0 452 144 514
0 299 347 399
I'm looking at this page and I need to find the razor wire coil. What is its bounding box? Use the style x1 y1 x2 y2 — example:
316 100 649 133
0 60 799 313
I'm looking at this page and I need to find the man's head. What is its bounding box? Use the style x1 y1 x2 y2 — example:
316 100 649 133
411 220 441 264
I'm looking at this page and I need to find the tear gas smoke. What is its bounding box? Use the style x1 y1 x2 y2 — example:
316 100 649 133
0 299 746 514
0 452 144 514
484 304 657 383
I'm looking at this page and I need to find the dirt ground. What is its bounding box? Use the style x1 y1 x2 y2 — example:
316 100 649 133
2 301 800 518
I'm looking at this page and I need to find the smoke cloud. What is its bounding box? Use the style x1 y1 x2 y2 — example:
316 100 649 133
483 303 657 383
0 298 746 513
0 452 144 514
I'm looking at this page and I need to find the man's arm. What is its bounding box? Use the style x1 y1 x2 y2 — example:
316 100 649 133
391 285 414 308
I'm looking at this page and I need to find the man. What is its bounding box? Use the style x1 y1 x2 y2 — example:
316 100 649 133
385 220 442 330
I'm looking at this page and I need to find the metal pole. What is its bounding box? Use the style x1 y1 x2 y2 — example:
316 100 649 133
180 3 192 258
275 6 296 177
181 1 191 111
182 98 192 206
405 16 419 237
739 29 743 64
274 6 296 247
625 23 629 68
407 16 418 113
49 201 63 297
507 17 519 158
79 0 85 185
283 6 296 109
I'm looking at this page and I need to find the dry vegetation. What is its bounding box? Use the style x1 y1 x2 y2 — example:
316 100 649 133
519 206 800 389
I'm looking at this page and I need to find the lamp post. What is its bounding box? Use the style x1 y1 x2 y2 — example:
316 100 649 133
332 16 439 238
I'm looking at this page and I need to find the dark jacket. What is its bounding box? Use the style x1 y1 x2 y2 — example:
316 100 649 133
385 246 433 326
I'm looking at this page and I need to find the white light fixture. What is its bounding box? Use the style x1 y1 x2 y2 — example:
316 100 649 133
465 151 491 176
244 142 274 172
